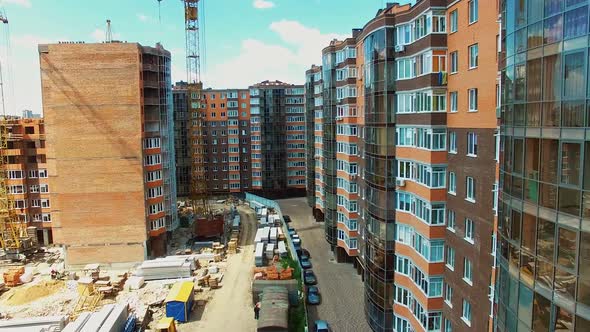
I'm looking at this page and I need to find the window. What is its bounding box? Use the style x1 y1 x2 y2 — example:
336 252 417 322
41 199 50 208
444 284 453 306
31 199 40 207
463 258 472 284
448 172 456 194
468 44 478 68
144 154 161 166
449 132 457 153
468 0 478 24
450 10 458 33
467 132 477 156
445 319 452 332
466 177 476 202
146 170 162 182
468 89 478 111
144 137 160 149
446 246 455 269
450 92 458 112
450 51 458 73
447 210 456 231
462 300 472 325
465 218 474 242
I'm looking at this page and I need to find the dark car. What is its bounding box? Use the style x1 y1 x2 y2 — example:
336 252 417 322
288 227 296 236
298 248 311 259
304 270 317 285
283 215 292 223
307 286 321 305
300 256 312 269
314 320 330 332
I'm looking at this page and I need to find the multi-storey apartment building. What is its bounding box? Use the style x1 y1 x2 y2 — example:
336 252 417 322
306 1 501 331
249 80 305 197
173 82 191 198
445 0 499 331
198 88 252 194
4 117 52 245
496 1 590 331
305 65 322 210
317 37 361 265
39 42 177 265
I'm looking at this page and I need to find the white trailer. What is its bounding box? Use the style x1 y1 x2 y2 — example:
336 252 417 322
255 242 266 267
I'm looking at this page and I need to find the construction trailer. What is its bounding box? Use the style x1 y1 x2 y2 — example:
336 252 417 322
165 281 195 323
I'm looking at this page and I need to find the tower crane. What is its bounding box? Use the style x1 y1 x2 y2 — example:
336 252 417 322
182 0 210 216
0 12 33 258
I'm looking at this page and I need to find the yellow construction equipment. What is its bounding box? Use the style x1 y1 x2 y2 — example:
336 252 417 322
183 0 210 216
0 12 34 259
155 317 177 332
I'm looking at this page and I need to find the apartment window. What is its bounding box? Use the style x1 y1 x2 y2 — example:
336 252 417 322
28 170 38 178
30 185 39 193
463 258 473 284
146 170 162 182
147 186 163 199
40 184 49 193
445 319 452 332
446 246 455 270
448 210 456 232
7 170 24 179
450 10 458 33
450 92 458 112
467 132 477 156
468 0 478 24
42 213 51 222
450 51 458 73
462 300 472 326
449 132 457 153
465 218 474 243
468 44 478 68
41 199 50 208
144 137 161 149
468 89 478 111
466 176 476 202
31 199 41 207
444 284 453 306
144 154 162 166
448 172 456 194
151 217 165 231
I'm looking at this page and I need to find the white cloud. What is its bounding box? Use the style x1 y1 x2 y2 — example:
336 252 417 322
0 0 31 8
252 0 275 9
90 29 121 42
204 20 348 89
137 13 150 22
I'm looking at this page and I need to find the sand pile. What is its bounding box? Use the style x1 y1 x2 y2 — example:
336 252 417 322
2 280 64 305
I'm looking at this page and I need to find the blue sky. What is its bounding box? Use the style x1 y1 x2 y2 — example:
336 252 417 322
0 0 410 115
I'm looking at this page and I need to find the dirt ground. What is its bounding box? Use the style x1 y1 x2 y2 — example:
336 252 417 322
178 205 257 331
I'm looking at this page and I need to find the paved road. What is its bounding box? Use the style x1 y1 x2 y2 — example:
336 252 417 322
277 197 370 332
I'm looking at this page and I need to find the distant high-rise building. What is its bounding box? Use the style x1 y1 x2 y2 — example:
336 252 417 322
39 42 177 265
173 82 191 197
22 110 41 118
249 80 305 197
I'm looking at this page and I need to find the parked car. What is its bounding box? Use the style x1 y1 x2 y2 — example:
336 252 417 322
304 270 317 285
283 215 292 223
300 256 312 269
288 227 296 236
298 248 311 259
314 320 330 332
307 286 321 305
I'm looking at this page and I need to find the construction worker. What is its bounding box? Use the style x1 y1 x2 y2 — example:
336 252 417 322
254 302 260 320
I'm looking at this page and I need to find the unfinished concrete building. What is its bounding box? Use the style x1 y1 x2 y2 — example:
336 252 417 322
39 42 177 266
3 117 51 245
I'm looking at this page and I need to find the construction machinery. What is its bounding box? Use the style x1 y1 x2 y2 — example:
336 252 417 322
0 12 35 260
183 0 210 216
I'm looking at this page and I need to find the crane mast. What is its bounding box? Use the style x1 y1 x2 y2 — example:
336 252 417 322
184 0 209 215
0 13 33 258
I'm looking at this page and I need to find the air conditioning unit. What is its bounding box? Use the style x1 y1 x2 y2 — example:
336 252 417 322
395 45 405 52
396 179 406 187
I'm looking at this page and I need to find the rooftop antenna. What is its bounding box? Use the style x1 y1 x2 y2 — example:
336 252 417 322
106 19 112 43
157 0 163 25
